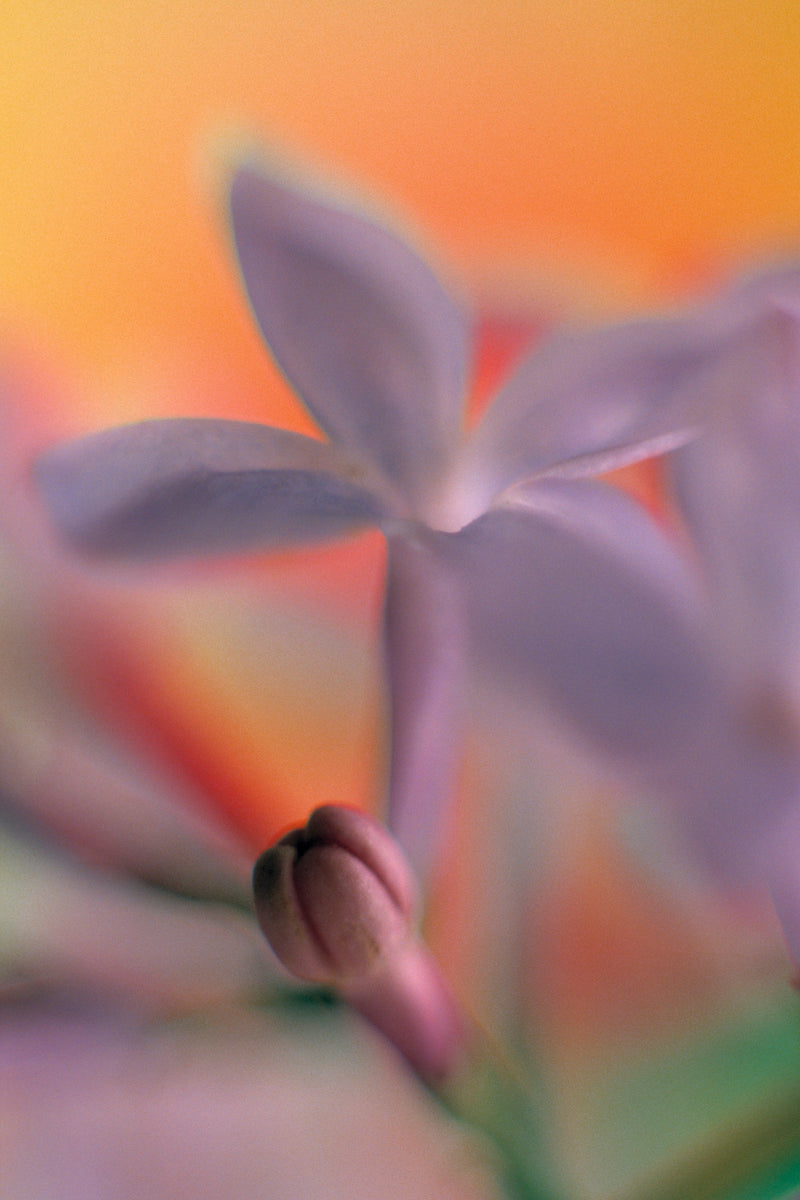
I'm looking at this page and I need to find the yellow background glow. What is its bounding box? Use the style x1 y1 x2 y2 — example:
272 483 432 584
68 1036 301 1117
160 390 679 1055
3 0 800 433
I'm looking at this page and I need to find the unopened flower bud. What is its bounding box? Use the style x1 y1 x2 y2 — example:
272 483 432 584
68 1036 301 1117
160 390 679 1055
252 805 417 984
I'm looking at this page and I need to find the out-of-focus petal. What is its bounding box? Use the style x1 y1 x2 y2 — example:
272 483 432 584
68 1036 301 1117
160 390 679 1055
0 698 251 899
731 260 800 321
430 502 723 771
665 715 800 884
766 807 800 968
382 535 466 884
438 496 800 885
229 163 469 507
33 419 385 559
664 310 800 885
506 476 700 606
0 535 251 895
669 310 800 695
0 825 273 1010
436 498 800 884
0 1012 501 1200
453 286 800 515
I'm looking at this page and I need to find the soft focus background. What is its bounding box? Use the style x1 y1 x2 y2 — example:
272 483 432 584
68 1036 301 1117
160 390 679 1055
3 3 800 1198
6 0 800 413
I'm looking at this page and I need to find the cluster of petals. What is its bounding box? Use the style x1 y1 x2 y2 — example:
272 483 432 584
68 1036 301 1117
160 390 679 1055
32 151 800 886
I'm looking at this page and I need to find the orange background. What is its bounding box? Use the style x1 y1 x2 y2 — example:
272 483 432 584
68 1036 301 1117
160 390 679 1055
3 0 800 435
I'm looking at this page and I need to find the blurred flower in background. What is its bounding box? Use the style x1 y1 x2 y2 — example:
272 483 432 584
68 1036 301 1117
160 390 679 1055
4 2 800 1198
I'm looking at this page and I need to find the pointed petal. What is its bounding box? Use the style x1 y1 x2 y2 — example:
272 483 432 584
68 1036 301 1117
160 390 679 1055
381 536 466 885
34 419 385 559
667 715 800 884
456 278 800 510
229 162 469 505
431 500 723 771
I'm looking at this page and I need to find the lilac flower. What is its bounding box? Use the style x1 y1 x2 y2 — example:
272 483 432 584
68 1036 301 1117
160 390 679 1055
32 153 797 882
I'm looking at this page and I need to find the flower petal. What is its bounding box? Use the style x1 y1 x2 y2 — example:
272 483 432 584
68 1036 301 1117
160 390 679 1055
766 807 800 968
474 480 800 883
733 259 800 320
33 419 385 559
430 500 723 771
0 685 251 899
669 309 800 694
0 823 273 1009
229 162 469 507
455 276 800 512
506 476 700 606
1 1013 501 1200
663 311 800 882
381 536 466 885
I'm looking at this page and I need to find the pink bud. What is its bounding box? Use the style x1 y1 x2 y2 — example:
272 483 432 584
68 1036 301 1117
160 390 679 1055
253 806 467 1083
252 805 417 984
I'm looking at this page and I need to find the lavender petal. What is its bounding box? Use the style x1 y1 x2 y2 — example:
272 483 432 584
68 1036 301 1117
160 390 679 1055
485 480 800 883
431 501 723 772
34 419 385 559
229 162 469 507
670 309 800 691
457 284 800 510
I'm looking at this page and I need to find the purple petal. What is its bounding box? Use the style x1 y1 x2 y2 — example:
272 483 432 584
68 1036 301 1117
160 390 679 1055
229 163 469 507
34 419 385 559
430 499 723 772
432 494 800 884
669 310 800 690
381 536 466 884
666 713 800 884
767 808 800 968
456 280 800 510
1 1014 498 1200
506 476 700 606
732 260 800 320
662 311 800 882
481 481 800 884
